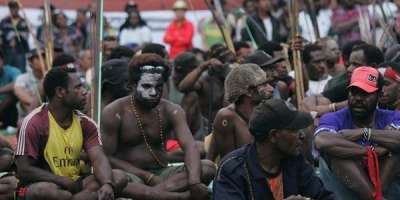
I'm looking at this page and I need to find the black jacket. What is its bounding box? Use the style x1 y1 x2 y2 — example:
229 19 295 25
213 144 335 200
241 14 287 45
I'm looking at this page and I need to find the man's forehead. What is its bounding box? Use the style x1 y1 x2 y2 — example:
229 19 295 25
139 72 162 81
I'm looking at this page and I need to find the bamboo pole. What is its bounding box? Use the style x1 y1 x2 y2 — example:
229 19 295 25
204 0 235 54
288 0 305 109
91 0 104 125
43 0 53 70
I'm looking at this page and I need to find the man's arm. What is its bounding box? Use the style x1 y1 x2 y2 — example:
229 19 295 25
0 83 14 94
101 105 153 181
15 156 74 188
369 129 400 152
178 59 221 93
169 104 201 185
177 63 207 93
14 86 38 107
314 132 368 159
87 146 113 185
301 95 347 117
331 16 358 34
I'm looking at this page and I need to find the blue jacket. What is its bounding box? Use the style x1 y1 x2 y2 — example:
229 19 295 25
213 144 335 200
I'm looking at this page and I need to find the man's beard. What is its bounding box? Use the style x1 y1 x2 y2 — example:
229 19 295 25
135 95 161 109
350 102 376 120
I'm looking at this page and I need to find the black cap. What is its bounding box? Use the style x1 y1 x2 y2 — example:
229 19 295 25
249 99 313 140
102 59 128 85
243 50 283 68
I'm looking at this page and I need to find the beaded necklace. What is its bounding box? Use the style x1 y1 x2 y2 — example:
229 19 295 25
130 95 168 167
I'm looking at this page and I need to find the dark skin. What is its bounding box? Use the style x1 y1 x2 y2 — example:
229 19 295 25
173 64 202 137
15 73 123 200
305 49 328 81
208 79 274 161
301 48 370 117
102 72 215 200
256 129 314 200
178 58 227 123
379 77 400 110
314 87 400 200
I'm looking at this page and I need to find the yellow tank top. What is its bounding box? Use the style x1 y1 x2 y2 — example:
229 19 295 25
44 112 83 180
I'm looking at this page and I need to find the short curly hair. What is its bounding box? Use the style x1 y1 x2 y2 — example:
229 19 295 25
128 53 171 85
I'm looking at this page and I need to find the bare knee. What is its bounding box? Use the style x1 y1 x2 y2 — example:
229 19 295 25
26 182 72 200
200 160 216 184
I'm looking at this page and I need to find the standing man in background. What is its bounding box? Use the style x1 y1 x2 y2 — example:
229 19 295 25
0 0 30 72
164 0 194 59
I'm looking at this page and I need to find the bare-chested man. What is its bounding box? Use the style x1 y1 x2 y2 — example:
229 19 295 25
207 63 274 161
178 44 236 130
101 53 216 200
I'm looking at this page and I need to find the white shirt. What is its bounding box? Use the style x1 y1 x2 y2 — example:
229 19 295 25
262 17 273 41
299 8 333 42
119 25 152 47
306 76 332 96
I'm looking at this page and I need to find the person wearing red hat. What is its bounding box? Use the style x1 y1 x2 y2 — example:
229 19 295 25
378 66 400 111
315 66 400 200
163 0 194 59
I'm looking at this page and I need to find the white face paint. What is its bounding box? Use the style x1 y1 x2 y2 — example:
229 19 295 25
136 72 163 100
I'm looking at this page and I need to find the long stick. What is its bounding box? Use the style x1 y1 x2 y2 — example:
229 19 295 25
288 0 305 108
43 0 53 70
91 0 104 125
204 0 235 54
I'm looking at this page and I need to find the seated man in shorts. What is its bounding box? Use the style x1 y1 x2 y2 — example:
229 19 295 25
15 67 127 200
102 53 216 200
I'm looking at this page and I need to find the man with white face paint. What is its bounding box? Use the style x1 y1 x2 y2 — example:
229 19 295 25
101 53 216 200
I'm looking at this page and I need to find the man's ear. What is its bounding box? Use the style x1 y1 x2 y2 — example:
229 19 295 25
54 86 65 99
269 129 278 143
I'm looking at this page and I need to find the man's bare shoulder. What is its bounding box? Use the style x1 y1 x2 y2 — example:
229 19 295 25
213 105 239 130
160 99 184 113
215 105 237 120
102 96 130 117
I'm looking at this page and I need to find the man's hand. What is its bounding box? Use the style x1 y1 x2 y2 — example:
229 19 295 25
289 35 304 51
147 175 163 186
0 176 19 190
189 183 209 200
284 194 311 200
375 146 389 157
63 178 83 194
200 58 223 71
98 183 114 200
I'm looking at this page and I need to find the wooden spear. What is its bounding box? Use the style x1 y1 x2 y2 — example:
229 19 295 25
204 0 235 54
43 0 53 70
288 0 305 109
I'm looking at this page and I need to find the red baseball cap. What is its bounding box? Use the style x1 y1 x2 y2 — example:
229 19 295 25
347 66 379 93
